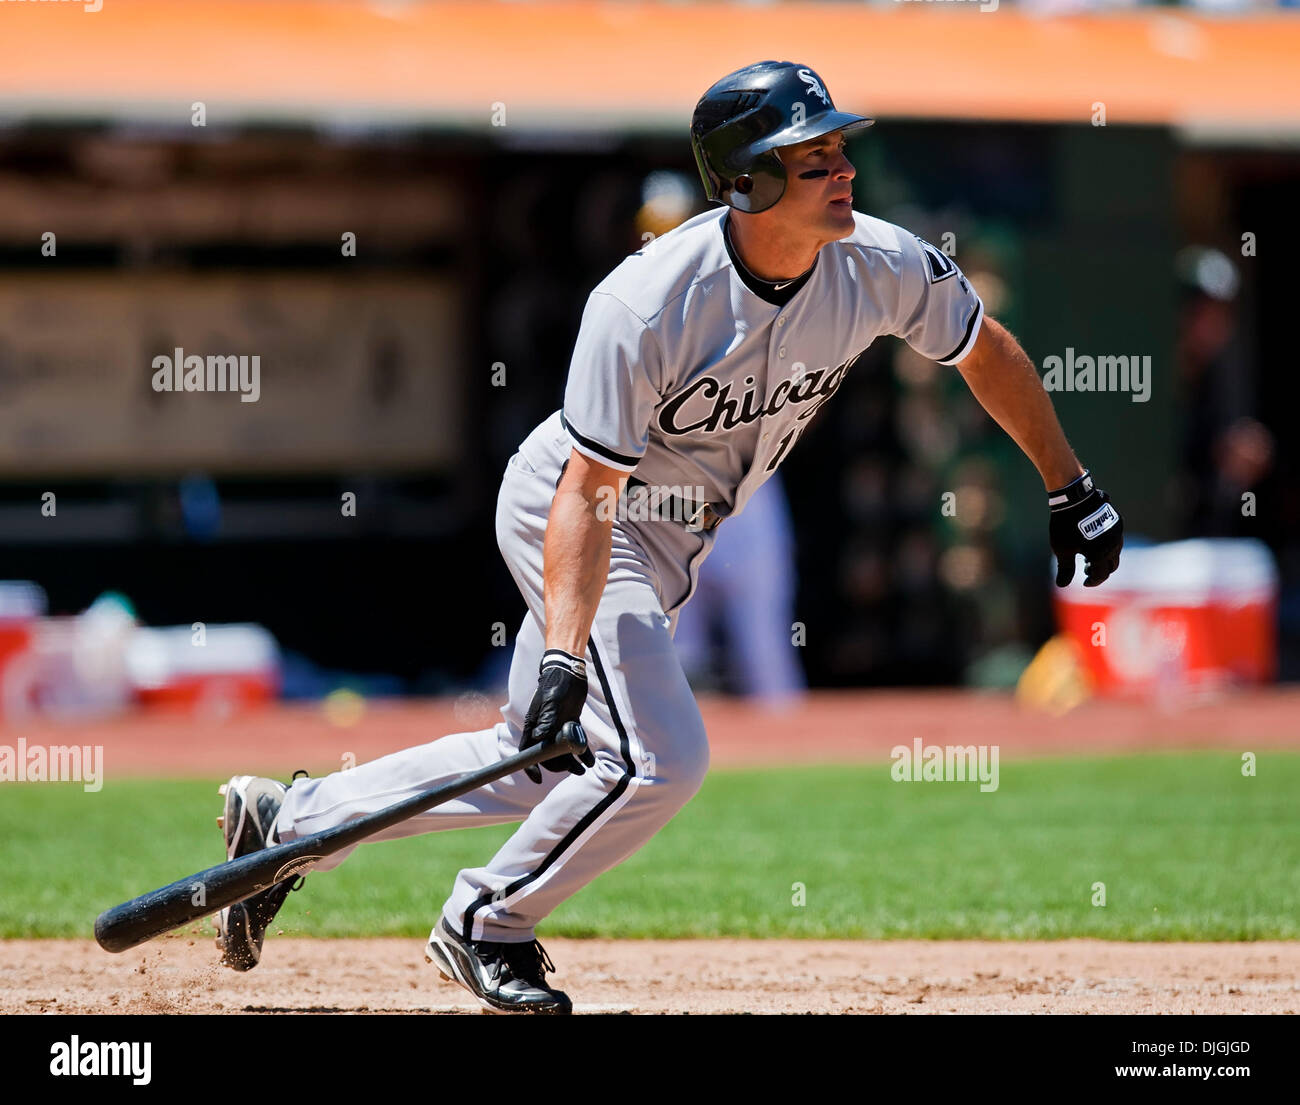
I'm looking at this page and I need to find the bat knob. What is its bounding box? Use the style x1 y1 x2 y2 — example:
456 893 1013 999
557 720 588 758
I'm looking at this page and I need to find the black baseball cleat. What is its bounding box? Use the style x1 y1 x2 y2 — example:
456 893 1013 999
213 774 304 972
425 917 573 1014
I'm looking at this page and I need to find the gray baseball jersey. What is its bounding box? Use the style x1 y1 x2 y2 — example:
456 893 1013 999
560 208 984 519
273 206 986 959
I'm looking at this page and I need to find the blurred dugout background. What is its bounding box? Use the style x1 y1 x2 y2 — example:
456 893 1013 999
0 0 1298 714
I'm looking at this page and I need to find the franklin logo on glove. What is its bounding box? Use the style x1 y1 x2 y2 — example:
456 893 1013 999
1079 502 1120 541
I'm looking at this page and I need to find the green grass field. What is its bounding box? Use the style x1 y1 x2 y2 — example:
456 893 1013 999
1 751 1295 940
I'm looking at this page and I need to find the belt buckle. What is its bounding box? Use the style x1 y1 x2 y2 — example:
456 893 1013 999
685 501 720 533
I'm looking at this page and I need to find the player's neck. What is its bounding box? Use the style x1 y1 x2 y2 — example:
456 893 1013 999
725 212 823 282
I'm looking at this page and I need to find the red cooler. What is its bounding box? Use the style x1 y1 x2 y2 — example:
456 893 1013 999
1054 538 1277 698
0 582 47 722
126 624 280 713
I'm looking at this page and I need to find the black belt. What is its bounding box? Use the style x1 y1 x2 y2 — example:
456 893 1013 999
624 477 726 532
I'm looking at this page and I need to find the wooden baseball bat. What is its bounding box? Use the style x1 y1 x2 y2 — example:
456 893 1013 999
94 723 588 954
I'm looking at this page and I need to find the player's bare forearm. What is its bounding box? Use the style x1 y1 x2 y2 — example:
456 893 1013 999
543 450 625 655
956 316 1084 491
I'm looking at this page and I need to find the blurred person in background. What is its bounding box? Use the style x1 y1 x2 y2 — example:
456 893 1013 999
1173 246 1276 537
672 472 807 706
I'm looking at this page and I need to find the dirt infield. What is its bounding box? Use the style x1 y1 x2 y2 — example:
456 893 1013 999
11 687 1300 779
6 937 1299 1014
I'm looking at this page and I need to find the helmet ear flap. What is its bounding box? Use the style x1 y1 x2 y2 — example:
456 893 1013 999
690 110 787 213
725 149 786 213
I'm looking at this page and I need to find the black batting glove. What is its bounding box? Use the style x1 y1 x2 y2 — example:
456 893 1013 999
1048 469 1124 588
520 649 596 784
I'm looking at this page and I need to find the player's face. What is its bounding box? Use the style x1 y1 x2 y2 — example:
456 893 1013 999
774 131 857 239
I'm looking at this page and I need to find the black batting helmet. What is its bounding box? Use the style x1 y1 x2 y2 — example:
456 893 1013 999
690 61 874 214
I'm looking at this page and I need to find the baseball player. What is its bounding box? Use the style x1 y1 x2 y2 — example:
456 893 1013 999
212 61 1124 1014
